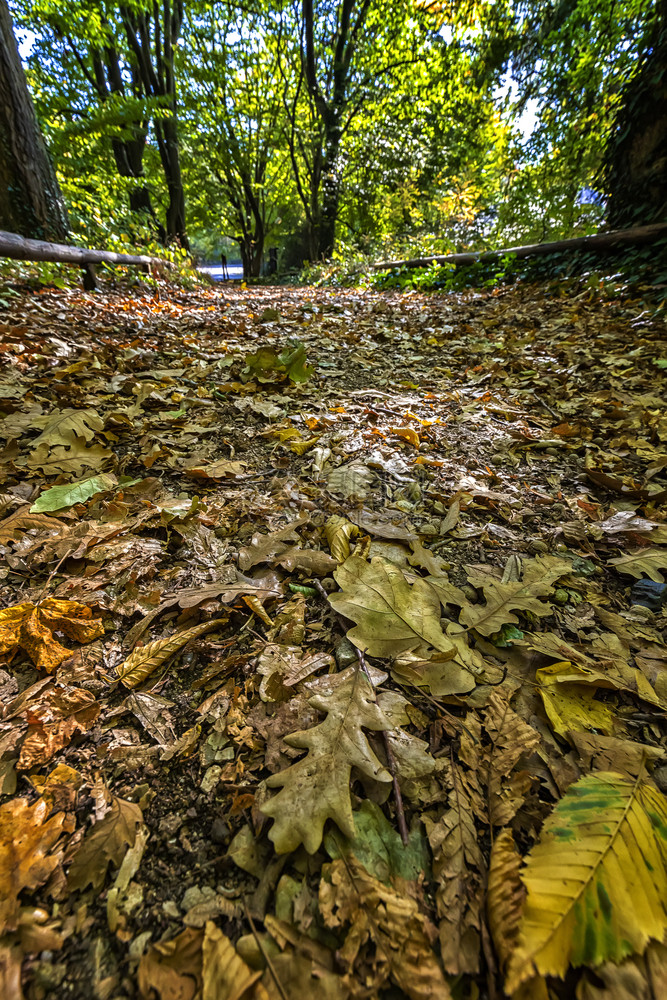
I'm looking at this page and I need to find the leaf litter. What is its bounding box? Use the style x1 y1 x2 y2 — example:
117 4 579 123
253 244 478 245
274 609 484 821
0 277 666 998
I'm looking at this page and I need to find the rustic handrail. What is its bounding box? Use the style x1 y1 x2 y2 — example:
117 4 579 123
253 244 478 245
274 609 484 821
0 229 175 289
368 221 667 271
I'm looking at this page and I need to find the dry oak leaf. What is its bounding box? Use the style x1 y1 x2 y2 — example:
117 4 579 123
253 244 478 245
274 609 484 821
329 555 456 659
460 555 570 636
0 598 104 672
24 439 114 476
117 619 222 688
0 506 64 545
18 683 100 770
505 771 667 993
261 666 393 854
29 407 103 447
319 855 451 1000
0 796 68 934
68 793 143 891
607 548 667 583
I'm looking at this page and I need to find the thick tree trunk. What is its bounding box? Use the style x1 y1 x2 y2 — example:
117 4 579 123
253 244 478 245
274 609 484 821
0 0 68 241
604 2 667 228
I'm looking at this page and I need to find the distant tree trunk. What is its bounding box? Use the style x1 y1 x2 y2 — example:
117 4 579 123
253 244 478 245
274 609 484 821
604 1 667 228
0 0 68 240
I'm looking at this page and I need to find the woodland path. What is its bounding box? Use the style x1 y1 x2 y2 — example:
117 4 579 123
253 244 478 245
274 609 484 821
0 279 666 1000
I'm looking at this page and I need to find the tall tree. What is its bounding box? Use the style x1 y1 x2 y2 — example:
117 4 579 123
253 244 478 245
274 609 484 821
278 0 428 260
0 0 68 240
184 2 289 276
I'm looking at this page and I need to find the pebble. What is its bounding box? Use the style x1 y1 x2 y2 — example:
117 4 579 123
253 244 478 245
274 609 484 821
210 817 230 845
162 900 180 919
335 637 358 668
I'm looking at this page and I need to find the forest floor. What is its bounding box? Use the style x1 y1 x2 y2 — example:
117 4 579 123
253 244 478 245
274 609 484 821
1 277 667 1000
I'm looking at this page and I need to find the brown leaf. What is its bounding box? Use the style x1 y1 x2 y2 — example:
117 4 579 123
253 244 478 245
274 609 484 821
319 856 450 999
0 797 68 933
138 927 204 1000
18 683 100 770
68 794 143 891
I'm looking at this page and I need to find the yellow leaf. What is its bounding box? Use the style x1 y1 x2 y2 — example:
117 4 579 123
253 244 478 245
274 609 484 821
0 797 68 934
117 619 222 688
536 661 616 738
390 425 421 448
0 598 104 673
505 772 667 992
138 927 204 1000
324 515 359 563
202 921 267 1000
289 435 320 455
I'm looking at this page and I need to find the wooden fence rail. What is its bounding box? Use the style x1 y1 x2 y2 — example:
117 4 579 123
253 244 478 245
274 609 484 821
368 221 667 272
0 229 174 289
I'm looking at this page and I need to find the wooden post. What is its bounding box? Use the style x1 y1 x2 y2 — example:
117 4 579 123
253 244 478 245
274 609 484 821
82 263 97 291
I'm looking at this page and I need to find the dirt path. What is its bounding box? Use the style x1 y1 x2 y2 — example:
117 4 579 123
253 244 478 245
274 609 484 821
0 280 666 999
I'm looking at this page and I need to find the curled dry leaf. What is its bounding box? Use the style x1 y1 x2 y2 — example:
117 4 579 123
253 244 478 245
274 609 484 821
329 555 456 659
0 796 69 934
261 666 393 854
324 515 359 563
0 598 104 673
117 619 222 688
319 855 451 1000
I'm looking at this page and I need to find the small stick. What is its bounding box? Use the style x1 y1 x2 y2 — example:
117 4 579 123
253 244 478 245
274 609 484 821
355 647 409 847
243 899 289 1000
382 730 410 847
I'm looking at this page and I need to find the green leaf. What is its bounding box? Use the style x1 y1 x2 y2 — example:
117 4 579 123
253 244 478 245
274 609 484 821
30 474 117 512
324 800 429 884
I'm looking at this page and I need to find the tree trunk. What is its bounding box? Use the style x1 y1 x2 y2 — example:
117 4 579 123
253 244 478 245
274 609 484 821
604 1 667 228
157 117 188 249
0 0 68 241
317 120 343 258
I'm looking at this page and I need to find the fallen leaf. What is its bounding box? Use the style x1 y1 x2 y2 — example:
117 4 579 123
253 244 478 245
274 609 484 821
261 666 393 853
117 619 222 688
0 797 68 933
506 772 667 991
329 555 456 658
319 855 451 999
0 598 104 672
68 793 143 891
30 474 117 512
